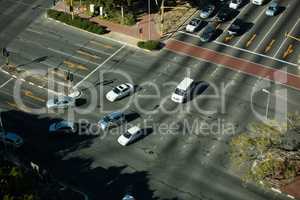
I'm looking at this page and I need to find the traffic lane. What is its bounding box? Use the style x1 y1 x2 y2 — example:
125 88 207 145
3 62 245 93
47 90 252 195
216 2 263 43
173 31 299 75
0 78 48 109
37 17 124 52
0 0 51 46
271 20 300 61
253 0 300 55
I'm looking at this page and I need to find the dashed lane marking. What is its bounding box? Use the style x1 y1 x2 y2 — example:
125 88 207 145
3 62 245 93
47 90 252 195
177 30 298 67
246 34 256 48
282 44 293 59
63 60 88 71
254 12 284 52
47 48 99 66
23 90 46 102
89 40 113 49
76 50 99 59
273 18 300 58
6 101 30 112
264 39 276 53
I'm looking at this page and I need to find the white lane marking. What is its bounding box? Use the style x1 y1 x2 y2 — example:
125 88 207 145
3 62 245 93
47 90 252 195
165 45 300 92
234 7 267 46
216 3 252 42
214 40 298 67
0 78 13 89
253 13 284 52
47 48 99 66
273 18 300 58
73 44 126 89
177 30 298 67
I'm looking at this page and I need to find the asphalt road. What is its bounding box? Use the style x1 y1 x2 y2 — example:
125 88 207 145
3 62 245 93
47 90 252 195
0 1 300 200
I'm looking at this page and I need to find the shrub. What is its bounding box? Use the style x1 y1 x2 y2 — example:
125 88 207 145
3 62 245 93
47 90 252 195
137 40 161 51
47 9 107 35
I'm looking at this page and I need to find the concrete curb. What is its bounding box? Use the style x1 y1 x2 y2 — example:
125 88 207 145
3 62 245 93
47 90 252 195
45 13 158 53
259 181 297 199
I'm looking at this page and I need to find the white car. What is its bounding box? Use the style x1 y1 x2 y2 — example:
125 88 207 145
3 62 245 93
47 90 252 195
117 126 143 146
186 18 202 33
106 83 134 102
229 0 242 9
46 96 75 109
0 132 23 147
49 120 76 134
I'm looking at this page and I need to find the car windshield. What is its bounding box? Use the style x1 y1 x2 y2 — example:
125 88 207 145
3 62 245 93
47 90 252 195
190 20 199 26
123 132 132 139
113 87 121 94
203 6 212 12
230 24 240 29
103 116 111 122
174 88 186 96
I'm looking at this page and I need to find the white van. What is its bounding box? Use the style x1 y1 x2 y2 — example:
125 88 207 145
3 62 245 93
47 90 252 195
171 77 194 103
251 0 265 5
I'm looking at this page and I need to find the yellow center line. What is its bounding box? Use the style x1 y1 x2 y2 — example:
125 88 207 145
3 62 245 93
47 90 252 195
283 44 293 59
246 34 256 48
90 40 113 49
63 60 88 71
6 101 30 112
23 90 46 102
264 39 276 53
77 50 98 59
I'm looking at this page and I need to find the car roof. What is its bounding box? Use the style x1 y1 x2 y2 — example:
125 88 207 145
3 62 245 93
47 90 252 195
117 84 129 90
177 77 194 90
109 111 124 118
127 126 141 134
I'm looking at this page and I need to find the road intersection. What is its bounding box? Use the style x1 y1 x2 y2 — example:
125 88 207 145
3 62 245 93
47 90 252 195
1 0 300 199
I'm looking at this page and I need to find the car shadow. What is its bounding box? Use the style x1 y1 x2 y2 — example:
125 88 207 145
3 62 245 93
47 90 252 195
75 98 87 106
276 6 286 16
125 112 140 123
240 0 250 8
184 81 209 103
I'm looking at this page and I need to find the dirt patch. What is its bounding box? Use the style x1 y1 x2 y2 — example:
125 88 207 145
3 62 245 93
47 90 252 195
154 1 198 35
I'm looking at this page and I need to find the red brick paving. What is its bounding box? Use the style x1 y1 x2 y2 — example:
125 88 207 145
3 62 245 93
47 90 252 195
166 39 300 91
281 176 300 199
53 1 160 40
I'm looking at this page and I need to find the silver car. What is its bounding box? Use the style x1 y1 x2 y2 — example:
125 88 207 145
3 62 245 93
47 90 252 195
265 1 279 16
200 5 215 18
46 96 75 109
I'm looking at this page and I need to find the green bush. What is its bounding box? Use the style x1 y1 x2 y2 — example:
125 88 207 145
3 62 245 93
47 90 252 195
137 40 161 51
47 9 107 35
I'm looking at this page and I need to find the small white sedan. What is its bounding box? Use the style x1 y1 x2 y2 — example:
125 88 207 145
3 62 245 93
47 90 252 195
117 126 142 146
46 96 75 109
106 83 134 102
186 18 202 33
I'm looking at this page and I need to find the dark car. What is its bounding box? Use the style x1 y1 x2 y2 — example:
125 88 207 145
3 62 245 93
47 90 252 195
228 18 244 35
216 7 236 22
200 25 217 42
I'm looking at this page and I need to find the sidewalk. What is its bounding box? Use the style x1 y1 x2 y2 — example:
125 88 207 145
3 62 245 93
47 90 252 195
53 1 161 46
